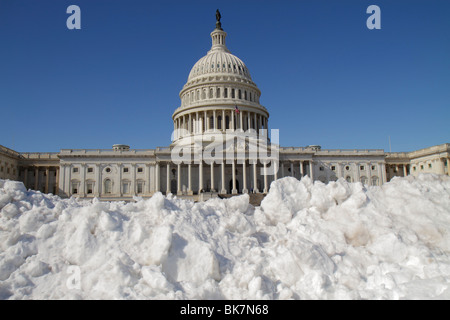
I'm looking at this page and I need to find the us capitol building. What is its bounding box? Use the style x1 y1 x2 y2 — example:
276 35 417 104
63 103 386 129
1 13 449 201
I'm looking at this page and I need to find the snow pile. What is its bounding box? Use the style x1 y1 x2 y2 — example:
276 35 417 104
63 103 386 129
1 174 450 300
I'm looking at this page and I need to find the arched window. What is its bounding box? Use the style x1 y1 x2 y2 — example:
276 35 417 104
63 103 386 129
224 88 228 98
210 116 214 129
216 88 221 98
238 89 242 99
218 116 222 129
244 91 248 100
209 88 213 99
371 176 379 186
231 88 235 98
225 116 230 129
360 176 368 185
104 179 112 194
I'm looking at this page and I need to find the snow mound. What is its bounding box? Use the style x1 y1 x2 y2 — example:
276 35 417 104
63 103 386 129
1 174 450 299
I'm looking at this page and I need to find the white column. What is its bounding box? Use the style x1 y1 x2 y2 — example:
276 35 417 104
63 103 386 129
131 164 136 196
188 113 192 135
231 110 235 131
290 162 294 177
196 112 199 134
232 160 237 194
199 161 203 193
45 167 50 194
166 163 170 195
239 109 243 131
309 161 314 180
263 161 268 193
213 110 217 131
300 160 304 178
403 164 408 177
221 162 226 194
177 163 182 195
187 164 193 195
94 164 101 196
155 162 160 192
253 161 258 193
204 110 208 132
274 160 278 181
222 110 225 132
210 162 215 192
242 160 248 193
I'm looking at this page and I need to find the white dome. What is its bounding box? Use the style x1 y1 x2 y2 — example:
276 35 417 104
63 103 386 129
187 50 253 82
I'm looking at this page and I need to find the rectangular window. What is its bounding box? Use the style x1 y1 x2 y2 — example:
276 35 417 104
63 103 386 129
87 167 93 173
123 183 129 194
319 166 324 171
123 167 129 173
428 163 432 168
371 165 376 170
331 166 336 171
137 182 143 194
360 166 365 170
420 165 424 170
72 184 78 194
73 167 79 173
87 183 93 194
137 167 143 173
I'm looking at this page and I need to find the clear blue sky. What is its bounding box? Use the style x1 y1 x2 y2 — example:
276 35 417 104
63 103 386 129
1 0 449 153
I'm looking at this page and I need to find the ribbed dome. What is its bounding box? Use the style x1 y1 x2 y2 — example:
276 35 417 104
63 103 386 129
187 51 252 82
186 26 253 83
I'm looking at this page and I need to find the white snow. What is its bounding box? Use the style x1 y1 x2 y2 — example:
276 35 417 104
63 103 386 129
1 174 450 300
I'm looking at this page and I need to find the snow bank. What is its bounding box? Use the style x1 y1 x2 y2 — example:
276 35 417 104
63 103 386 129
1 174 450 300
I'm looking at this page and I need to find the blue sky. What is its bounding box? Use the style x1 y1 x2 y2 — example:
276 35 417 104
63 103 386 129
1 0 449 153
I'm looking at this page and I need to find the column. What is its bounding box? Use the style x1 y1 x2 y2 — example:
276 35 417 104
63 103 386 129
222 110 225 132
146 164 151 194
300 160 304 178
196 112 199 134
198 161 203 193
209 162 215 192
204 110 208 132
337 162 343 179
24 168 28 189
381 163 387 184
221 161 226 194
437 158 445 175
274 160 278 181
131 164 136 196
187 164 193 195
309 161 314 180
247 111 251 132
118 163 122 196
281 162 284 178
242 160 248 193
166 163 170 195
155 162 160 192
55 166 60 195
231 160 237 194
263 161 268 193
231 110 235 131
94 164 100 196
188 113 192 135
254 113 257 131
45 167 49 194
213 110 217 131
177 163 182 195
239 109 243 131
253 161 258 193
290 162 294 177
403 164 408 177
34 167 39 190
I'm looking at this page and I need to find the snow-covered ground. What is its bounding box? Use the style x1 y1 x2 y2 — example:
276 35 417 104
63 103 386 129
1 174 450 300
